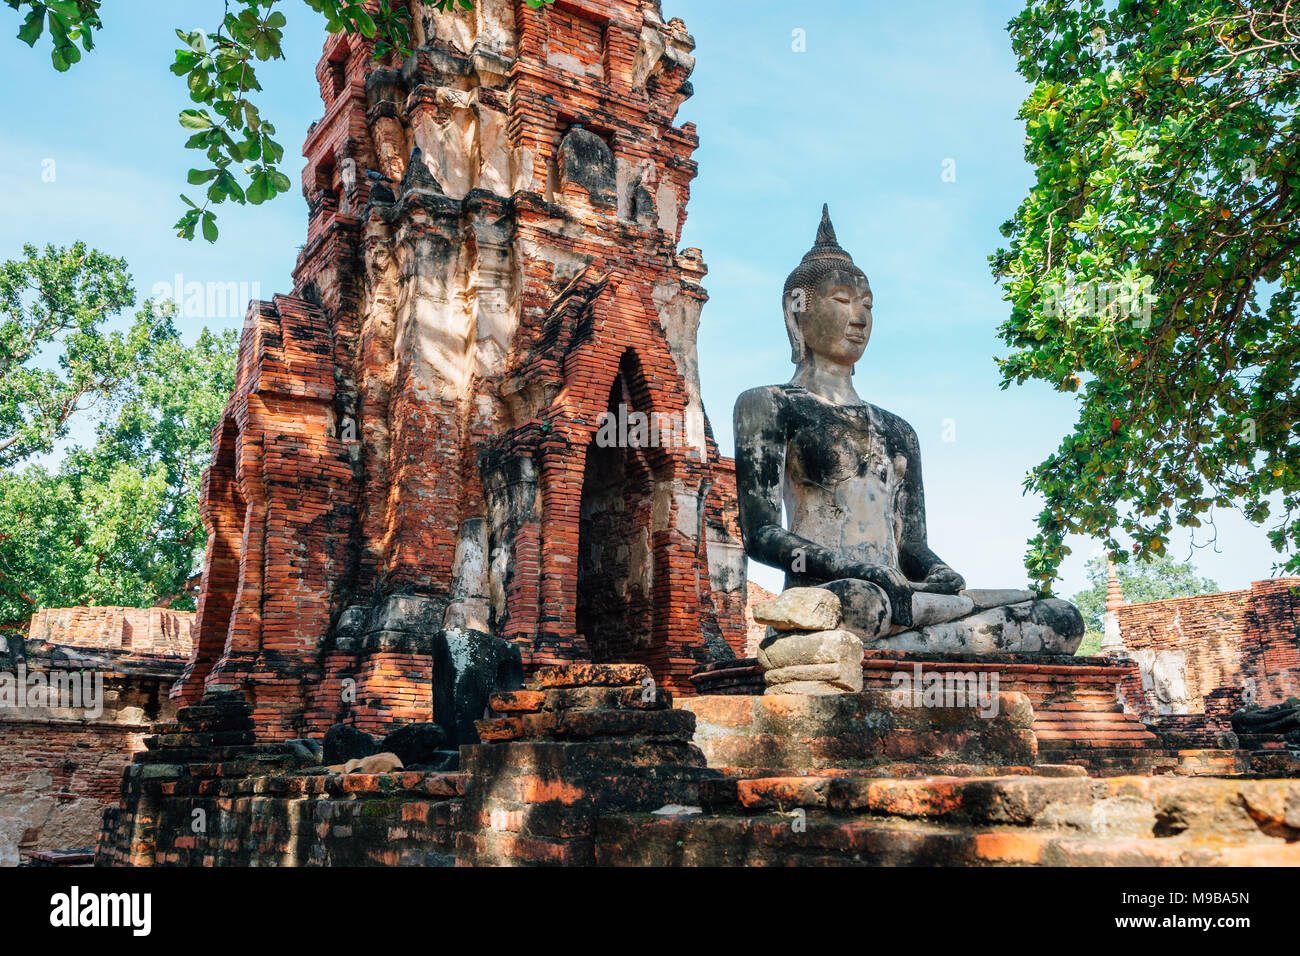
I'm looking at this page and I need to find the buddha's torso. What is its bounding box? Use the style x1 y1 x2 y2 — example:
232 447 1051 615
778 385 908 571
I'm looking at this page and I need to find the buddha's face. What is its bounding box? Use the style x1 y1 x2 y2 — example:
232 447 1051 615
792 270 873 366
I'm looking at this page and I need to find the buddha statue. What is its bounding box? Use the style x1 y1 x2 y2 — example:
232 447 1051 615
734 205 1083 656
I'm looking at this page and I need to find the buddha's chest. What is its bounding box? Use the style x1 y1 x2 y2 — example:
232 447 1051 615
785 407 899 494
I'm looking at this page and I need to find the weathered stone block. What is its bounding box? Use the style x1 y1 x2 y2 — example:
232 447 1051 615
752 587 843 632
681 690 1036 771
432 626 523 747
758 628 864 694
381 723 448 767
757 629 861 670
323 725 379 765
370 595 448 636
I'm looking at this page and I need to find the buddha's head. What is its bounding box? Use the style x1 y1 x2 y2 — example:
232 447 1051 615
782 205 872 367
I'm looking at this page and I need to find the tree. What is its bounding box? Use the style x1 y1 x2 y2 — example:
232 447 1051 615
992 0 1300 591
64 316 237 609
1071 554 1220 655
5 0 554 242
0 242 168 468
0 467 82 623
0 303 236 625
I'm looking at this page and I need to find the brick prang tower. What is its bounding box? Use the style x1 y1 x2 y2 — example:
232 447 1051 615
174 0 749 745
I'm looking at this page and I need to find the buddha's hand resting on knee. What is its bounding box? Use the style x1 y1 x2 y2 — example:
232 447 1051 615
842 564 916 629
920 564 966 595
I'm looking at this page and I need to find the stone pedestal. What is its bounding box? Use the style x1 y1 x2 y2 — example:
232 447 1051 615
752 587 864 695
861 650 1164 775
758 630 864 695
679 689 1037 773
686 649 1196 776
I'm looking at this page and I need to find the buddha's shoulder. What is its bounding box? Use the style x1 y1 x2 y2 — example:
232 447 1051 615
735 388 920 443
867 403 921 448
734 383 794 415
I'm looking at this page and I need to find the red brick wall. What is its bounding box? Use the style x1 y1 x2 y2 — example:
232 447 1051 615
1115 579 1300 717
346 653 434 737
546 3 607 78
3 609 185 865
1 716 152 865
27 607 193 658
706 458 749 657
174 297 357 742
743 581 778 657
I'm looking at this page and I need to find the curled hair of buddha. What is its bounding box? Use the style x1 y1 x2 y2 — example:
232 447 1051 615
783 204 868 362
783 204 867 299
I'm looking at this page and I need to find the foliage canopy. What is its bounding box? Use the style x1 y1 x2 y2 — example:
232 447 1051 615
994 0 1300 588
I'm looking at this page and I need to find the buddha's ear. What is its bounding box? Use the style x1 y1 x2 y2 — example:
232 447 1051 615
783 291 805 364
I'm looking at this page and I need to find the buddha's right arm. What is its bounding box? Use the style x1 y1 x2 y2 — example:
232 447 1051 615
749 525 850 579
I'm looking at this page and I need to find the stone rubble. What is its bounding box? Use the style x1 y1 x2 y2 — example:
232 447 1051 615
753 589 864 695
751 587 844 632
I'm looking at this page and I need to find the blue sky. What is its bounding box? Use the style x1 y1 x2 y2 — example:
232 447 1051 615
0 0 1283 600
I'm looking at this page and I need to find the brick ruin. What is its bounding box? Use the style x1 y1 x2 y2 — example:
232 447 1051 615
1106 577 1300 762
174 0 749 745
0 608 191 865
96 662 1300 867
84 1 1300 868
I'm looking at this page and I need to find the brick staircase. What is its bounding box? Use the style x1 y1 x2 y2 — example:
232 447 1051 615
457 663 721 865
1032 691 1266 777
1032 696 1165 775
694 651 1266 777
861 651 1174 776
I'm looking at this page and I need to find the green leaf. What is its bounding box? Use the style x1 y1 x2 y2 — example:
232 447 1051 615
45 1 82 19
179 109 214 130
16 9 45 47
246 171 269 205
353 10 376 37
